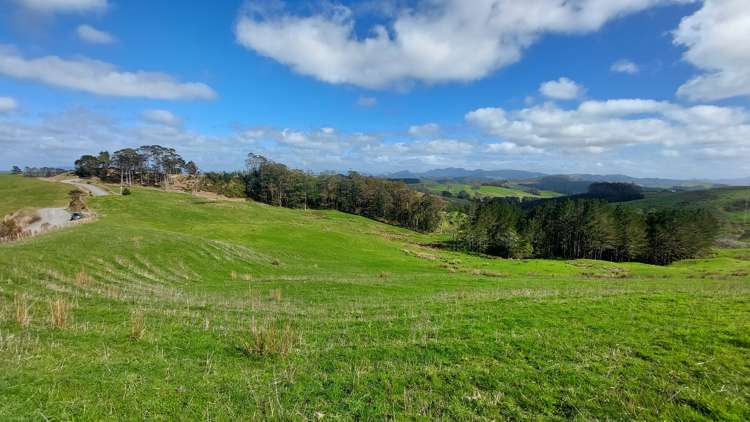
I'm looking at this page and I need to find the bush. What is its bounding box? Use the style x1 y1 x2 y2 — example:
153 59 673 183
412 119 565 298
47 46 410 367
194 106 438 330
122 187 132 196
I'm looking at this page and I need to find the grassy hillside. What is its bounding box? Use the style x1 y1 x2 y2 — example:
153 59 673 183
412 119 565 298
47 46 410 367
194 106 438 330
626 186 750 240
424 182 561 199
0 174 72 217
0 184 749 419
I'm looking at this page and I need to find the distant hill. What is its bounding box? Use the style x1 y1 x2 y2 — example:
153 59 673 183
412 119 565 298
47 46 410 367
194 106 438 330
558 174 725 189
389 168 546 180
624 186 750 245
387 168 747 195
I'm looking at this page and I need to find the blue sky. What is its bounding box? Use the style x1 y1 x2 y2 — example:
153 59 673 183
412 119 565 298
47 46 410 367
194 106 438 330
1 0 749 179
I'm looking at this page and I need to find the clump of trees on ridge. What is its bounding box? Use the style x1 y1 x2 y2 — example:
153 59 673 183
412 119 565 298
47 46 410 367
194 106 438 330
202 154 444 232
74 146 198 188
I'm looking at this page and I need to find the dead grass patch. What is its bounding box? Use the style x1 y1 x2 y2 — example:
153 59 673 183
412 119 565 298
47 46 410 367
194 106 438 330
14 293 30 328
129 310 146 340
269 289 283 302
49 298 70 329
240 317 297 357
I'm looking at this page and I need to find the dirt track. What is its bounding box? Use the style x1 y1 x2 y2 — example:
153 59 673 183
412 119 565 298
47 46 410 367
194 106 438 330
61 179 109 196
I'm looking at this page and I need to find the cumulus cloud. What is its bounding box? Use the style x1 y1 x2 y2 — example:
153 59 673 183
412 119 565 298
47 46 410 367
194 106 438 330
236 0 682 89
408 123 440 137
77 24 116 44
15 0 107 13
466 99 750 159
0 46 216 100
539 77 584 100
610 59 639 74
142 109 182 127
0 97 19 113
674 0 750 101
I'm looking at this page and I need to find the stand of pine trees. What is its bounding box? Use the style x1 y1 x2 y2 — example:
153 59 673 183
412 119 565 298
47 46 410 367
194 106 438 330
455 198 719 265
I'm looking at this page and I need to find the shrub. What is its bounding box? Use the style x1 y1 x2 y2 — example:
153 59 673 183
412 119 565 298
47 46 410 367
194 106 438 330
122 187 132 196
0 218 23 241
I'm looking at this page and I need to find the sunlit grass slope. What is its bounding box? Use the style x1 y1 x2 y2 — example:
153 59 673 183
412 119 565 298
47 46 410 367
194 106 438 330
425 182 561 199
0 174 71 217
0 186 749 419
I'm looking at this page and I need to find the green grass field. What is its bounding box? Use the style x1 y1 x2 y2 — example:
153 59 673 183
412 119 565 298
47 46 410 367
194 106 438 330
1 182 749 419
424 182 561 199
0 174 72 217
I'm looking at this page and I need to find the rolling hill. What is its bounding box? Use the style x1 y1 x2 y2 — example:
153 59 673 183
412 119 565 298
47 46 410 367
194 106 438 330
421 181 561 199
624 186 750 243
0 177 749 419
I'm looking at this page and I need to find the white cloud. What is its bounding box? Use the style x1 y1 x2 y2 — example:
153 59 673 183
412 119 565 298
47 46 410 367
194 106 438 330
539 77 584 100
356 95 377 107
674 0 750 101
486 142 543 154
0 46 216 100
15 0 107 13
610 59 639 74
408 123 440 137
1 104 748 179
236 0 682 89
142 109 182 127
466 99 750 156
77 24 116 44
0 97 19 113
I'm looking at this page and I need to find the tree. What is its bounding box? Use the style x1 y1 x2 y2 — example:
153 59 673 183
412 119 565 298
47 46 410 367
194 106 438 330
74 155 99 178
96 151 111 177
184 161 199 176
11 166 22 175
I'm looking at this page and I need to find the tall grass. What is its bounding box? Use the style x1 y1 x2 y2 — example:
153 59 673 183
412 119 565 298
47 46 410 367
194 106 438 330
129 310 146 340
48 298 70 329
241 317 297 357
14 293 30 328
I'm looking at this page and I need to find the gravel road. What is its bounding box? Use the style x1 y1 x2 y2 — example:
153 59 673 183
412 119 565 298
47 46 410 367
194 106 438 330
61 179 110 196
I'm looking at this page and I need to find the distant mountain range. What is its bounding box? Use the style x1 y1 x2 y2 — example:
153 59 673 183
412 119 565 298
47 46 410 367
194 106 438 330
387 168 750 190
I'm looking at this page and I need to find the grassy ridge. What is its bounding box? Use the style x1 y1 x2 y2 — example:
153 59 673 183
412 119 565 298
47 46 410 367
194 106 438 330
424 182 561 199
0 185 749 419
0 174 72 217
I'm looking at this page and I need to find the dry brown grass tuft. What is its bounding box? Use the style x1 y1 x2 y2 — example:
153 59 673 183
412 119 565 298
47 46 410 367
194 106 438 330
241 273 254 281
129 310 146 340
49 298 70 329
75 269 92 287
14 293 30 328
269 288 283 302
230 271 237 280
241 317 297 357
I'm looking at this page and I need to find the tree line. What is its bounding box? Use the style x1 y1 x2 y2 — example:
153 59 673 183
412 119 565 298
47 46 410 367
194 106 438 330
454 197 719 265
10 166 68 177
200 154 444 232
74 146 198 188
